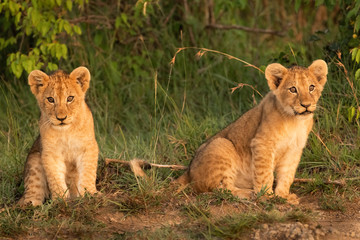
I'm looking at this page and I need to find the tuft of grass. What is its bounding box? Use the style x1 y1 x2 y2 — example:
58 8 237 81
0 195 107 239
319 194 346 212
206 208 313 239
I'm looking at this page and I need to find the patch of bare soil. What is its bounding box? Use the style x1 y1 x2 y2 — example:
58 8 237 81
249 196 360 240
95 195 360 239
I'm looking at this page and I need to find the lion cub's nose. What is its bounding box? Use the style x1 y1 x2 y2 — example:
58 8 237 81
56 116 67 122
300 103 311 108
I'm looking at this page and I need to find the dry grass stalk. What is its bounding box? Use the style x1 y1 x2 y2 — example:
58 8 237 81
169 47 264 73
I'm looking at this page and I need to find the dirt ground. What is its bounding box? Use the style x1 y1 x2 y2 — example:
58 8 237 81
6 193 360 240
251 196 360 240
94 194 360 239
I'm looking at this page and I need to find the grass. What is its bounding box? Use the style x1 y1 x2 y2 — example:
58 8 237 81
1 2 360 238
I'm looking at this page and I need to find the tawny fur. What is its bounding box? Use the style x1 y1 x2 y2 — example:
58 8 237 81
18 67 99 206
176 60 328 204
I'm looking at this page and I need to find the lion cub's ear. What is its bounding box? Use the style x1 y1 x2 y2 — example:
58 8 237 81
265 63 288 91
70 67 91 93
28 70 49 95
308 59 328 87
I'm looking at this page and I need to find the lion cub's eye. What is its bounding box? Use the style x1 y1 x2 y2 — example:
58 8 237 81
47 97 54 103
67 96 74 102
309 85 315 92
289 87 297 93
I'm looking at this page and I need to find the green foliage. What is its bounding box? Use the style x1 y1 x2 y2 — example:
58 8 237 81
0 0 85 78
344 1 360 123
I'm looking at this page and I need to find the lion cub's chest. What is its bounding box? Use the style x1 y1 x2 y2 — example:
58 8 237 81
45 132 87 163
274 117 311 160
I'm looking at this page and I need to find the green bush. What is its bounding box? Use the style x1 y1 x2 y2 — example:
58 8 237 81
0 0 84 79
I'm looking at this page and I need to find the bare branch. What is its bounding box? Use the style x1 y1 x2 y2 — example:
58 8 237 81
105 158 187 177
293 178 345 186
105 158 357 187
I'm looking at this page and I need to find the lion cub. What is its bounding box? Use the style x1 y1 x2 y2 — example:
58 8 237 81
176 60 328 204
18 67 99 206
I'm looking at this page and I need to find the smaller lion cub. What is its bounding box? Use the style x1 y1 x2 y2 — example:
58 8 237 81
18 67 99 206
176 60 328 204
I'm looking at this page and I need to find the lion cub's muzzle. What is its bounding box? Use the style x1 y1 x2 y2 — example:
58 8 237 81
53 115 71 127
294 103 316 116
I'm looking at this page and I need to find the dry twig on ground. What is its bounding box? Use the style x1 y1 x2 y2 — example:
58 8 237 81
105 158 358 187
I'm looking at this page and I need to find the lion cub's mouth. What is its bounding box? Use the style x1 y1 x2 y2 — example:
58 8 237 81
53 122 70 127
295 110 313 116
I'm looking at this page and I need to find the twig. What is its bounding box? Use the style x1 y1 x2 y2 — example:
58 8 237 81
105 158 356 187
105 158 188 177
105 158 187 170
293 178 345 186
206 23 284 36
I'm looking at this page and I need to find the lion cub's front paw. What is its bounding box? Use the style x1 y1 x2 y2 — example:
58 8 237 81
283 193 300 205
18 198 43 207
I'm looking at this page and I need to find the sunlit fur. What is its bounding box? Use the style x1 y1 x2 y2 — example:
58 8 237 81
176 60 328 204
18 67 99 206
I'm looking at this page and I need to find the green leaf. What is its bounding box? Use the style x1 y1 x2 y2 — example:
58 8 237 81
352 48 358 61
357 50 360 64
61 44 68 59
115 16 121 29
58 19 64 32
40 22 50 36
22 58 35 73
8 1 18 15
348 106 356 122
48 62 58 71
355 69 360 81
40 44 47 54
66 0 73 11
15 12 21 26
355 15 360 32
33 48 40 56
11 61 23 78
56 0 62 6
31 8 41 26
73 25 82 35
64 21 72 35
347 1 360 20
121 13 130 28
55 44 63 60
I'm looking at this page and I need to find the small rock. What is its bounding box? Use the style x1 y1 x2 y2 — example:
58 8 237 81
351 232 356 238
315 228 325 237
262 223 269 230
253 229 260 240
290 227 302 238
328 228 340 235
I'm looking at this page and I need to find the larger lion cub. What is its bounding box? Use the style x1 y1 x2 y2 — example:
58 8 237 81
18 67 99 206
176 60 328 204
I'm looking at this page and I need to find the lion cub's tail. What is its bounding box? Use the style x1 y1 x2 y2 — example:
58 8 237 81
172 171 191 193
174 171 190 185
